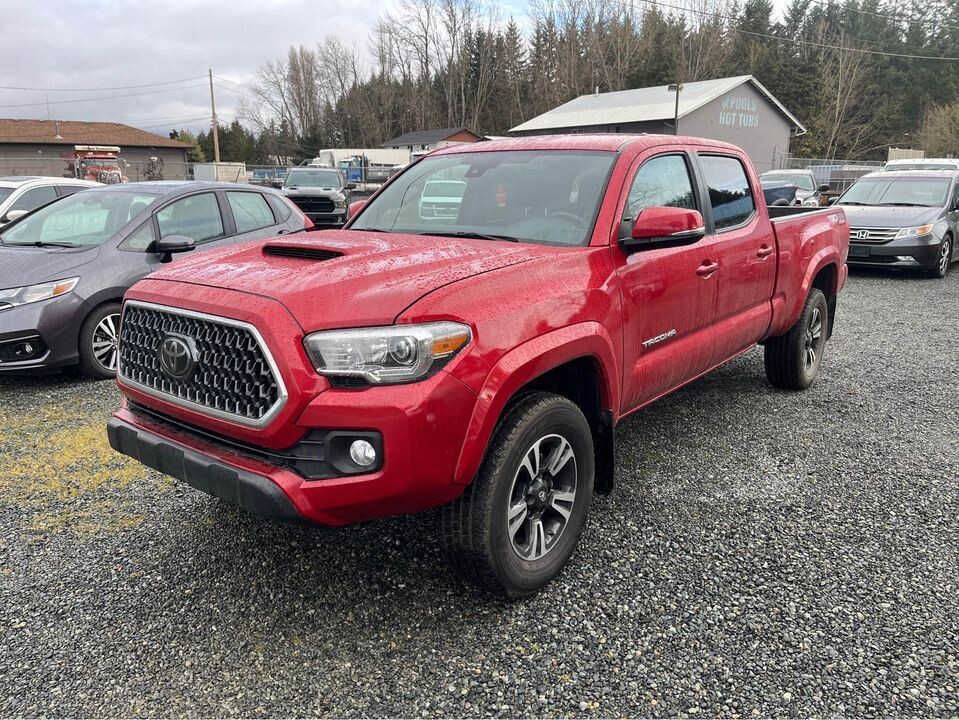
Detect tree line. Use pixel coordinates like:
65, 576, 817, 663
173, 0, 959, 164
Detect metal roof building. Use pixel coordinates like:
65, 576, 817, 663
509, 75, 805, 171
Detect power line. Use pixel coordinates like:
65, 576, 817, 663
624, 0, 959, 60
0, 83, 209, 109
0, 76, 208, 92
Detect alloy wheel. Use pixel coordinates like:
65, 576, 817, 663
92, 313, 121, 372
803, 306, 824, 372
507, 433, 578, 561
939, 240, 951, 276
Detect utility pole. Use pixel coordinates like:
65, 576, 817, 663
208, 69, 220, 163
668, 81, 683, 136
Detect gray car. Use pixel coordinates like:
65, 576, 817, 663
837, 170, 959, 278
0, 181, 308, 378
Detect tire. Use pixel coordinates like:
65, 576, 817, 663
764, 288, 829, 391
440, 392, 594, 598
77, 302, 122, 380
927, 235, 952, 279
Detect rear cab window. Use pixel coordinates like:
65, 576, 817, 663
699, 155, 756, 230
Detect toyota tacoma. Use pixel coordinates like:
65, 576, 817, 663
108, 135, 849, 597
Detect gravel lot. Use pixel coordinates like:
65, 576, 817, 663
2, 269, 958, 718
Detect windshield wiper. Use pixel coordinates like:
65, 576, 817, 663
838, 201, 869, 205
878, 202, 931, 207
418, 231, 520, 243
4, 241, 80, 248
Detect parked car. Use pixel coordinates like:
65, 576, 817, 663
836, 169, 958, 278
417, 179, 466, 220
0, 176, 100, 228
0, 181, 310, 379
759, 169, 830, 206
281, 167, 354, 226
882, 158, 959, 172
107, 135, 849, 597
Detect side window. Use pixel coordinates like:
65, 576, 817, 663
10, 186, 58, 213
626, 155, 697, 219
227, 191, 276, 233
118, 220, 156, 252
57, 185, 85, 198
156, 193, 224, 243
266, 193, 293, 222
699, 155, 756, 230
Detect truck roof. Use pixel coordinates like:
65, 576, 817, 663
430, 133, 743, 155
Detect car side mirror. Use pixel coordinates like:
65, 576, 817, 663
2, 209, 27, 224
620, 206, 706, 253
818, 184, 830, 193
346, 182, 357, 190
347, 199, 366, 221
154, 235, 196, 262
828, 197, 840, 206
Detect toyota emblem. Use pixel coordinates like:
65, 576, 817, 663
158, 333, 197, 379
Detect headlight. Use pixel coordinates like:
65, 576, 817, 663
896, 224, 935, 239
303, 322, 471, 384
332, 193, 346, 209
0, 277, 79, 311
802, 197, 819, 207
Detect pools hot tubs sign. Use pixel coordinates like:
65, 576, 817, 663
718, 95, 760, 128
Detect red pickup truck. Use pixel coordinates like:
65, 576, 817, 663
108, 135, 849, 597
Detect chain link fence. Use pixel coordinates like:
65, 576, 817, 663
776, 154, 885, 194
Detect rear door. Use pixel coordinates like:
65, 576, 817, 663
694, 153, 776, 365
614, 151, 721, 412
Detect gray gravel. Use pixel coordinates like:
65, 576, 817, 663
2, 268, 958, 718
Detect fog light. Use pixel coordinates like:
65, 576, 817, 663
14, 342, 34, 358
349, 439, 377, 467
896, 256, 916, 262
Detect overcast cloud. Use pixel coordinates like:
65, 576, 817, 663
0, 0, 791, 139
0, 0, 390, 136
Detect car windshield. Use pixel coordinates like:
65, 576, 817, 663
285, 169, 341, 188
761, 173, 815, 191
838, 177, 951, 207
0, 189, 159, 246
350, 150, 616, 246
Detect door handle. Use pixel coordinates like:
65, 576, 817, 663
696, 261, 718, 277
757, 244, 774, 258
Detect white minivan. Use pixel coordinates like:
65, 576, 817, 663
0, 176, 100, 227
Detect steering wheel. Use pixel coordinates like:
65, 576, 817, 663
546, 210, 583, 226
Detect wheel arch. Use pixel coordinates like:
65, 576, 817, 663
453, 323, 619, 493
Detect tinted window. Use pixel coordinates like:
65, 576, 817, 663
156, 193, 224, 243
119, 220, 156, 252
10, 185, 57, 213
351, 150, 616, 247
266, 193, 293, 222
228, 191, 275, 233
700, 155, 756, 230
57, 185, 86, 198
0, 190, 159, 246
627, 155, 697, 218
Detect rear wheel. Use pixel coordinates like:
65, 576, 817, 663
440, 392, 594, 598
764, 289, 828, 390
78, 303, 122, 380
927, 236, 952, 279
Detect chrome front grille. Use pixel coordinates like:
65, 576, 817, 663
118, 301, 286, 427
849, 226, 899, 244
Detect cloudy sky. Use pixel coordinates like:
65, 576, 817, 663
1, 0, 789, 139
0, 0, 390, 136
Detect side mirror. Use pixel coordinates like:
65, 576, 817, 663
818, 184, 831, 193
346, 182, 357, 190
2, 209, 27, 224
620, 206, 705, 253
347, 199, 366, 221
828, 197, 840, 206
154, 235, 196, 262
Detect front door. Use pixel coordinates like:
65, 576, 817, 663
615, 152, 720, 412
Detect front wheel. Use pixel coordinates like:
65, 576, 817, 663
78, 303, 122, 380
764, 288, 829, 391
927, 236, 952, 279
440, 392, 594, 598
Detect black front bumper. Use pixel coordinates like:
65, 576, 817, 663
847, 235, 942, 269
107, 416, 302, 521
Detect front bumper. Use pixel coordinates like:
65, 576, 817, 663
0, 294, 87, 372
110, 368, 479, 526
846, 234, 942, 269
302, 210, 347, 226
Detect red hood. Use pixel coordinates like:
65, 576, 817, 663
146, 230, 549, 330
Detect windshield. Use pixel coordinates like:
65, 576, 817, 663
0, 189, 159, 246
350, 150, 616, 246
838, 177, 951, 207
83, 159, 120, 168
761, 173, 815, 191
284, 169, 342, 188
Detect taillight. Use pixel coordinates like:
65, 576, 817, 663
303, 214, 315, 231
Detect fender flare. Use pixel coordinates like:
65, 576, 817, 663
771, 248, 842, 337
452, 322, 619, 485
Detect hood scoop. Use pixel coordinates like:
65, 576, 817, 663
263, 244, 343, 261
